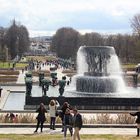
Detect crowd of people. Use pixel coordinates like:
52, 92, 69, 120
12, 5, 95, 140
34, 101, 83, 140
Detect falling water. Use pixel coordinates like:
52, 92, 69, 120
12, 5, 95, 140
107, 55, 126, 92
75, 46, 126, 93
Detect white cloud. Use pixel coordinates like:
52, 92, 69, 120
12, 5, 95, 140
0, 0, 140, 36
29, 30, 55, 37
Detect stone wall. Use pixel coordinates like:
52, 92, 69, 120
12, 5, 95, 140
25, 96, 140, 110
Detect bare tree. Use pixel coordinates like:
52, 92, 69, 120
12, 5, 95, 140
131, 14, 140, 37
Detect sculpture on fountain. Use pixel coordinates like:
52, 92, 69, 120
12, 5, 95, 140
58, 76, 66, 96
41, 78, 51, 96
25, 72, 32, 96
76, 46, 125, 93
39, 72, 44, 86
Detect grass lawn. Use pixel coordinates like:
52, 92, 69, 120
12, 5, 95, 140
26, 56, 57, 62
0, 62, 28, 68
0, 134, 140, 140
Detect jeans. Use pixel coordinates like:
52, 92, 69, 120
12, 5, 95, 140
64, 125, 73, 137
50, 117, 56, 129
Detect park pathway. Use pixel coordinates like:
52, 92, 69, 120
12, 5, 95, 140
0, 89, 10, 110
0, 127, 136, 135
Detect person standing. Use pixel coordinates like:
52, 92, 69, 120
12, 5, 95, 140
60, 102, 70, 132
63, 108, 73, 139
73, 108, 83, 140
34, 103, 47, 133
49, 99, 59, 130
130, 111, 140, 136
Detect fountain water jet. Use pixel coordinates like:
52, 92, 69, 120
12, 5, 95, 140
76, 46, 126, 93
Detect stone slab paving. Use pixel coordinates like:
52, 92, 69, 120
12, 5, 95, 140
0, 128, 136, 135
0, 89, 10, 110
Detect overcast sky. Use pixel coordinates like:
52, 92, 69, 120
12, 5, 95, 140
0, 0, 140, 37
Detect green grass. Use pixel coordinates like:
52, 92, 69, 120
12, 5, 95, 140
26, 56, 57, 61
122, 64, 136, 69
0, 134, 139, 140
0, 62, 28, 68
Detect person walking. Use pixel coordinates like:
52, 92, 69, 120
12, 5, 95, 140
73, 108, 83, 140
130, 111, 140, 136
63, 108, 73, 139
49, 99, 59, 130
60, 102, 70, 132
34, 103, 47, 133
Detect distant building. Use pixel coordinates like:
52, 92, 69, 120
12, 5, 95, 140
29, 36, 52, 56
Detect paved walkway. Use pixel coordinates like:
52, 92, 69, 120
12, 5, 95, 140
0, 89, 10, 110
16, 64, 67, 84
0, 127, 136, 135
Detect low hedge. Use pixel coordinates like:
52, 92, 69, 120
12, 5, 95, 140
32, 70, 51, 77
62, 69, 76, 73
0, 76, 18, 79
0, 78, 17, 83
0, 70, 19, 75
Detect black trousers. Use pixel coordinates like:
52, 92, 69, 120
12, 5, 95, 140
50, 117, 56, 129
35, 120, 44, 132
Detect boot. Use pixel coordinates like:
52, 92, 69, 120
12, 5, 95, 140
70, 128, 73, 136
41, 127, 43, 133
34, 127, 38, 133
34, 128, 38, 133
53, 124, 56, 130
137, 128, 139, 137
50, 125, 52, 129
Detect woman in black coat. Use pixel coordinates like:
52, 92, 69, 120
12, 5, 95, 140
34, 103, 47, 133
130, 111, 140, 136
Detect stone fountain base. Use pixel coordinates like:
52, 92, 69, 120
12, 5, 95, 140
24, 95, 140, 110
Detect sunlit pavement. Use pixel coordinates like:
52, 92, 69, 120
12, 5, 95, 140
0, 127, 136, 135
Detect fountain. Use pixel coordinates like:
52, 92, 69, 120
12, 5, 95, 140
76, 46, 126, 93
24, 46, 140, 111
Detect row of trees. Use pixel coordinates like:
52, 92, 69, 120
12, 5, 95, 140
51, 14, 140, 63
0, 20, 30, 59
0, 14, 140, 63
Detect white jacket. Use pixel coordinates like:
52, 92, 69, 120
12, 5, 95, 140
49, 101, 59, 117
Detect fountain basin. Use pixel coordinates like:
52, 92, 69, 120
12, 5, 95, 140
76, 76, 118, 93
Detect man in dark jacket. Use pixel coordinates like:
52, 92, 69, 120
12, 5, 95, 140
73, 108, 82, 140
130, 111, 140, 136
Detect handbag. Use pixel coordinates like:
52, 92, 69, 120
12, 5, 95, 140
55, 110, 59, 117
